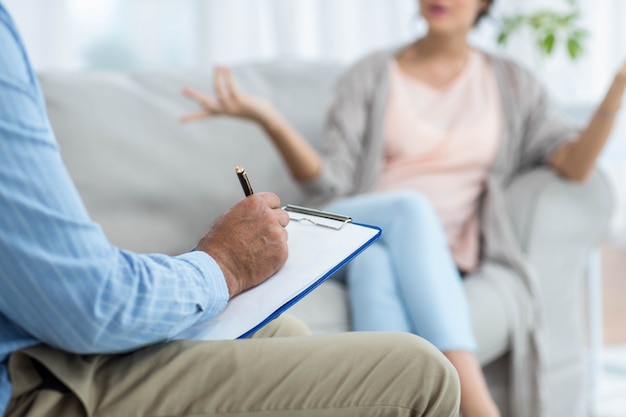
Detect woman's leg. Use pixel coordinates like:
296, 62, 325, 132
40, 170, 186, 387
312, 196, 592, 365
326, 191, 475, 351
327, 191, 499, 417
446, 351, 500, 417
345, 241, 413, 332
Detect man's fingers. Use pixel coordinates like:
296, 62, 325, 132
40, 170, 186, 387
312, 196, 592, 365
276, 208, 290, 228
255, 193, 290, 227
239, 193, 288, 228
252, 192, 282, 209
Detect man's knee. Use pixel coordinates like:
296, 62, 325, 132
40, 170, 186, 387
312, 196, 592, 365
384, 332, 461, 415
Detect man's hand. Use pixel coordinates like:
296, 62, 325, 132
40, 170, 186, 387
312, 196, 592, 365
196, 193, 290, 299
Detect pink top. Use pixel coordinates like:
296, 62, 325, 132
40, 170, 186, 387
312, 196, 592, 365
376, 50, 502, 273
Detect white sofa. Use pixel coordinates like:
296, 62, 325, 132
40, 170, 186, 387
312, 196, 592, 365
39, 61, 614, 417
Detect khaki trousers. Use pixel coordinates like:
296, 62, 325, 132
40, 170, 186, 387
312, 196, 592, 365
6, 315, 459, 417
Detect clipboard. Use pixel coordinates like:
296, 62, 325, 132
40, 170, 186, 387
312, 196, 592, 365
174, 204, 381, 341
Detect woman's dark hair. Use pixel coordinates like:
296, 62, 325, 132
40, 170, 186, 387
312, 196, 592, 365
475, 0, 494, 26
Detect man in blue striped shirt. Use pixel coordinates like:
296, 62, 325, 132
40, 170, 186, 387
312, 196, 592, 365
0, 4, 460, 417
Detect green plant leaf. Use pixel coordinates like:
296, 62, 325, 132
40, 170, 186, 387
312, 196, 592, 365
501, 16, 523, 32
497, 31, 509, 45
540, 33, 556, 55
567, 37, 583, 60
558, 11, 580, 26
529, 12, 550, 30
495, 0, 588, 61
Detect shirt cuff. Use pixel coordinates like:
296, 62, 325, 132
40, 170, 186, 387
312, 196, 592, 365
175, 250, 230, 315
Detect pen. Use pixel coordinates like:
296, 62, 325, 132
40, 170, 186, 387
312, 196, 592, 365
235, 165, 254, 197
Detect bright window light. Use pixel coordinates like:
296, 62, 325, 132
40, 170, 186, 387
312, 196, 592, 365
67, 0, 117, 27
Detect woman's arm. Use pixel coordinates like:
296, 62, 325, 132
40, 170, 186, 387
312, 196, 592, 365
181, 66, 321, 181
550, 61, 626, 182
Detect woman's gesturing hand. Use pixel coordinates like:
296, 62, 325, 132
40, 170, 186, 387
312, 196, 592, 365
179, 65, 323, 182
180, 66, 276, 124
599, 59, 626, 115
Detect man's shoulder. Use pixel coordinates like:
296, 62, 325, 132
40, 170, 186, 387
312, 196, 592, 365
0, 5, 35, 88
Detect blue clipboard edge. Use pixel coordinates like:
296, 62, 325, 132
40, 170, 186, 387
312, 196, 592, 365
237, 222, 382, 339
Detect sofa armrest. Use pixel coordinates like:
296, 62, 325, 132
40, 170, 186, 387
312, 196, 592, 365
502, 167, 614, 416
504, 167, 614, 256
504, 166, 614, 347
503, 168, 614, 353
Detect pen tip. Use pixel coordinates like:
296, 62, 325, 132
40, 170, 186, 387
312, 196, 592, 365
235, 165, 245, 174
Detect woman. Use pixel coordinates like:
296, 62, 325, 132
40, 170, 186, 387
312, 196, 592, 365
181, 1, 626, 416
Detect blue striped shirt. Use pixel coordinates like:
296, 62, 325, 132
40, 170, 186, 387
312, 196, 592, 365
0, 5, 230, 414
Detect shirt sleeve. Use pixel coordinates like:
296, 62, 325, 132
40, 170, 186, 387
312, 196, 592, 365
0, 8, 229, 354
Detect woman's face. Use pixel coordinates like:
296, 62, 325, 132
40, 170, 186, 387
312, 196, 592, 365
418, 0, 488, 36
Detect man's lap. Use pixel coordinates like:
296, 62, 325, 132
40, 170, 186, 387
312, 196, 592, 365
6, 316, 460, 417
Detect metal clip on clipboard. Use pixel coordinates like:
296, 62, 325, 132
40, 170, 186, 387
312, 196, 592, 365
283, 204, 352, 231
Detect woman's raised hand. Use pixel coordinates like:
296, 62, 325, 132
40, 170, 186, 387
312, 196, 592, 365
601, 59, 626, 114
180, 65, 323, 181
180, 66, 276, 124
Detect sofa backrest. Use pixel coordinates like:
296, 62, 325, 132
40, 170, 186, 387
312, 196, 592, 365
39, 61, 344, 255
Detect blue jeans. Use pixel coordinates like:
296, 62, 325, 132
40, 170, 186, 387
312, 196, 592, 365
325, 190, 477, 352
